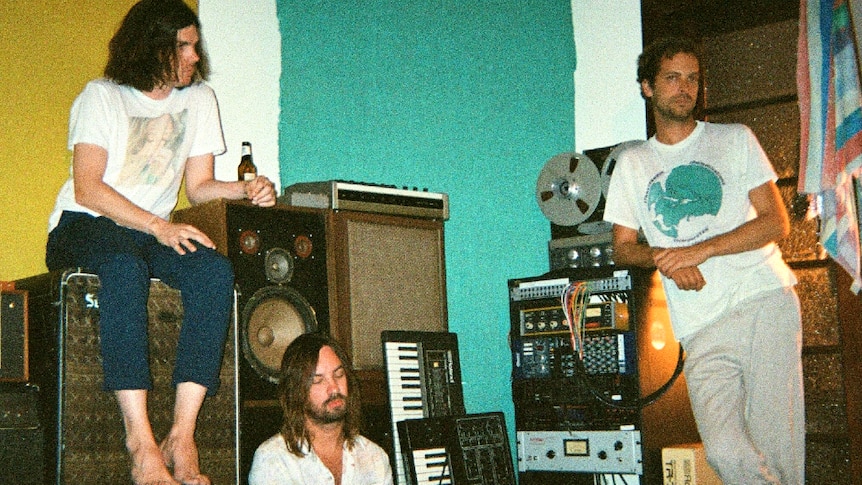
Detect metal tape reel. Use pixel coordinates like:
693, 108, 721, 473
536, 152, 603, 226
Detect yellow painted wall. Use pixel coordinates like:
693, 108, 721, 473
0, 1, 195, 282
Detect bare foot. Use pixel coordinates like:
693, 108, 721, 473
129, 440, 180, 485
160, 435, 211, 485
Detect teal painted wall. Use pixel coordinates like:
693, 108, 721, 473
276, 0, 575, 443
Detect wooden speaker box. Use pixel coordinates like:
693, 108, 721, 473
173, 200, 331, 481
172, 200, 449, 481
326, 209, 448, 386
16, 270, 238, 485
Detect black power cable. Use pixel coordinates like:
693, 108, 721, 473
573, 341, 685, 410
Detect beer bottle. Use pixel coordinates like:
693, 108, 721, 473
238, 141, 257, 181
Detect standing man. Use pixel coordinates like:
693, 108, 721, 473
603, 37, 803, 484
248, 334, 393, 485
45, 1, 276, 484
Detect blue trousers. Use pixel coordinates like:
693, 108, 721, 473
46, 211, 234, 395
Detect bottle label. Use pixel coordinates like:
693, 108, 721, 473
243, 172, 257, 181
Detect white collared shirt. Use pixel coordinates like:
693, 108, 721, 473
248, 433, 393, 485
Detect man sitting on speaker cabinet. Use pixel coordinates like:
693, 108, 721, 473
43, 1, 276, 484
603, 37, 803, 484
248, 334, 393, 485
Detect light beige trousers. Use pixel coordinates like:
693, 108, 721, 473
680, 287, 804, 485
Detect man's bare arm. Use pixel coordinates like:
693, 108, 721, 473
613, 224, 706, 291
652, 180, 789, 276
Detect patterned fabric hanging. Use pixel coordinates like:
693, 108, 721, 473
798, 0, 862, 292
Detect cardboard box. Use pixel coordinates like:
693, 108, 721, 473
662, 443, 722, 485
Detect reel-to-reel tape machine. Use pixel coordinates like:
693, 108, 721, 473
536, 141, 643, 270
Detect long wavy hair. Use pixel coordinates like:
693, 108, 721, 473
278, 334, 363, 457
104, 0, 210, 91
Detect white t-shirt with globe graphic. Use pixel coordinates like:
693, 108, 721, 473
604, 121, 796, 339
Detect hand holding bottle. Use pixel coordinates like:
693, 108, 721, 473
244, 175, 276, 207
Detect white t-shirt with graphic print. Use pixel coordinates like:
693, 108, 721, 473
48, 78, 226, 232
603, 121, 796, 339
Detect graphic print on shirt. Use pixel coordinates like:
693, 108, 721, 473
118, 111, 187, 188
646, 161, 723, 243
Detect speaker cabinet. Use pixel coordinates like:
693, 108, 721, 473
15, 270, 239, 485
173, 200, 449, 480
1, 290, 28, 382
327, 209, 448, 387
0, 385, 43, 485
173, 200, 330, 482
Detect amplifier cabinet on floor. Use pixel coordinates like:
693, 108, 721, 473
15, 270, 239, 485
0, 385, 43, 485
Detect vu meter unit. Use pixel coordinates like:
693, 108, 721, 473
518, 429, 643, 475
583, 301, 629, 331
281, 180, 449, 221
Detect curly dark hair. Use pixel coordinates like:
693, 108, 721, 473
104, 0, 210, 91
278, 333, 363, 457
636, 37, 700, 87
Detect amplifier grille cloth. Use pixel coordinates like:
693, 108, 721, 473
59, 274, 237, 484
346, 219, 446, 369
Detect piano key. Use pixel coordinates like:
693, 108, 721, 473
412, 448, 452, 485
382, 331, 465, 485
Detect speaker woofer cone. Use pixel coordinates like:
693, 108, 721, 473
241, 285, 317, 383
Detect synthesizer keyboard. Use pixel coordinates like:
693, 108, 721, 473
382, 331, 465, 485
398, 412, 516, 485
